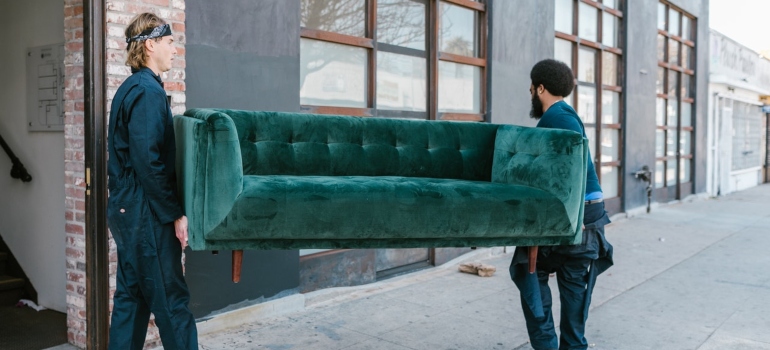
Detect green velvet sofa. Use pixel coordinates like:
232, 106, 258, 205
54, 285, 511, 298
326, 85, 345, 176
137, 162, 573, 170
174, 109, 588, 281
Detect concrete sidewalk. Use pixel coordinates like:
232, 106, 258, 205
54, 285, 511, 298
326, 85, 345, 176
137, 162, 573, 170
195, 184, 770, 350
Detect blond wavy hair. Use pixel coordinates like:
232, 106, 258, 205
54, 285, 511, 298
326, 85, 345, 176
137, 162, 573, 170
124, 13, 167, 70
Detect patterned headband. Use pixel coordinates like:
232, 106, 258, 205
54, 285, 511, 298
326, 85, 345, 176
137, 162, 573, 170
126, 24, 172, 44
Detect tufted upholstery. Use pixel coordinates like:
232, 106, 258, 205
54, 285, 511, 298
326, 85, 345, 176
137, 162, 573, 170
174, 109, 588, 251
216, 109, 498, 180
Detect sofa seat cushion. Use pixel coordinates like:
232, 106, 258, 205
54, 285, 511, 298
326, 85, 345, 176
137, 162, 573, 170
204, 175, 574, 247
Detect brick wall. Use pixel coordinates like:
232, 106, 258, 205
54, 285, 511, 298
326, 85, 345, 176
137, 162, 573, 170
64, 0, 186, 348
64, 0, 87, 346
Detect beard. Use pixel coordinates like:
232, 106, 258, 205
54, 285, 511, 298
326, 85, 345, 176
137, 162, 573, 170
530, 91, 544, 119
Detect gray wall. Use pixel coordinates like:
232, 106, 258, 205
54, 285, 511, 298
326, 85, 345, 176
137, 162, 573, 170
186, 0, 300, 111
622, 1, 661, 210
488, 0, 554, 127
185, 0, 301, 317
623, 0, 710, 211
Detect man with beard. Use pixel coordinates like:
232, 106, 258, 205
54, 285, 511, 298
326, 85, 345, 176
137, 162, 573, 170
510, 59, 613, 350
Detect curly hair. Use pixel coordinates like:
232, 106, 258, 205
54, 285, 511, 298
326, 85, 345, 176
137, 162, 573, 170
124, 13, 166, 70
530, 59, 575, 97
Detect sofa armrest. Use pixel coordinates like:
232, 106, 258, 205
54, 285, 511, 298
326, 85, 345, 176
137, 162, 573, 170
174, 109, 244, 250
491, 125, 588, 243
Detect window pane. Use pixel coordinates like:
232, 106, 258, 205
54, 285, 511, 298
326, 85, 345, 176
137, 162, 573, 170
378, 0, 426, 50
555, 0, 574, 34
585, 126, 596, 159
680, 158, 691, 182
682, 45, 690, 70
681, 101, 692, 127
680, 130, 691, 155
600, 128, 618, 162
656, 67, 665, 94
657, 34, 666, 61
578, 47, 596, 83
667, 99, 678, 127
601, 166, 618, 198
668, 40, 680, 66
603, 0, 617, 10
682, 15, 691, 41
578, 2, 598, 42
666, 130, 676, 156
300, 38, 367, 107
731, 101, 763, 171
666, 160, 678, 186
438, 61, 481, 113
377, 52, 426, 111
655, 161, 665, 188
602, 12, 617, 47
668, 69, 678, 97
656, 98, 665, 125
555, 38, 573, 70
602, 52, 618, 86
602, 90, 619, 124
577, 86, 596, 123
657, 3, 666, 31
564, 88, 575, 107
301, 0, 365, 37
668, 8, 680, 36
681, 74, 691, 98
656, 129, 665, 157
439, 2, 477, 57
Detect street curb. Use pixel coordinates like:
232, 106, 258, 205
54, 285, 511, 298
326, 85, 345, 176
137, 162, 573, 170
195, 247, 511, 336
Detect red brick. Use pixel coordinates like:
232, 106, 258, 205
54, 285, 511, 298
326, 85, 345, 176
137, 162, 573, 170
65, 186, 84, 199
126, 3, 157, 15
172, 22, 185, 32
143, 0, 170, 6
65, 17, 83, 29
67, 272, 85, 283
65, 89, 84, 101
66, 223, 84, 235
65, 114, 84, 125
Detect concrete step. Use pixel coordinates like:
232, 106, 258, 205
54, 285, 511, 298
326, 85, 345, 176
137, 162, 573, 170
0, 275, 26, 306
0, 252, 7, 275
0, 275, 25, 291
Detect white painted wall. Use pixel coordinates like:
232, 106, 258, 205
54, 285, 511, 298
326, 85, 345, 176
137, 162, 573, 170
0, 0, 66, 312
708, 30, 770, 197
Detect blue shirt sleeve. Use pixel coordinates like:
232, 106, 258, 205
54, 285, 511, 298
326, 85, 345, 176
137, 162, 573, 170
126, 85, 183, 224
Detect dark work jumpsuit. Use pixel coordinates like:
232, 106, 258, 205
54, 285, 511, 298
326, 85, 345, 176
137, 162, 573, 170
510, 101, 613, 350
107, 67, 198, 349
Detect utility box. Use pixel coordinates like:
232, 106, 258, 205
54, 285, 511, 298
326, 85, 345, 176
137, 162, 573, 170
26, 44, 65, 132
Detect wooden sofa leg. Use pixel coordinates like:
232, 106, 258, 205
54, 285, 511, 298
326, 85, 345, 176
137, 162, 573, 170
528, 246, 538, 274
232, 250, 243, 283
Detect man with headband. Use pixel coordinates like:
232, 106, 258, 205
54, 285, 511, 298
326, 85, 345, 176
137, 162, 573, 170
107, 12, 198, 349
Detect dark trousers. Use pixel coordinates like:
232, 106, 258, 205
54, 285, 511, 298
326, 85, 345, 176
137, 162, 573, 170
521, 257, 592, 350
107, 190, 198, 349
515, 201, 610, 350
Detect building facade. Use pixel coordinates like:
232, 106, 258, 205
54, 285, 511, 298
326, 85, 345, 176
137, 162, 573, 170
0, 0, 715, 348
707, 30, 770, 196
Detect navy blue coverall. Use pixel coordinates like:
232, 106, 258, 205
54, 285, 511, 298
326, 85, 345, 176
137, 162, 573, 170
510, 101, 613, 350
107, 67, 198, 349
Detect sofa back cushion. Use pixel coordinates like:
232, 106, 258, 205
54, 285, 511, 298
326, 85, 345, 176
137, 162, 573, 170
219, 110, 499, 181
